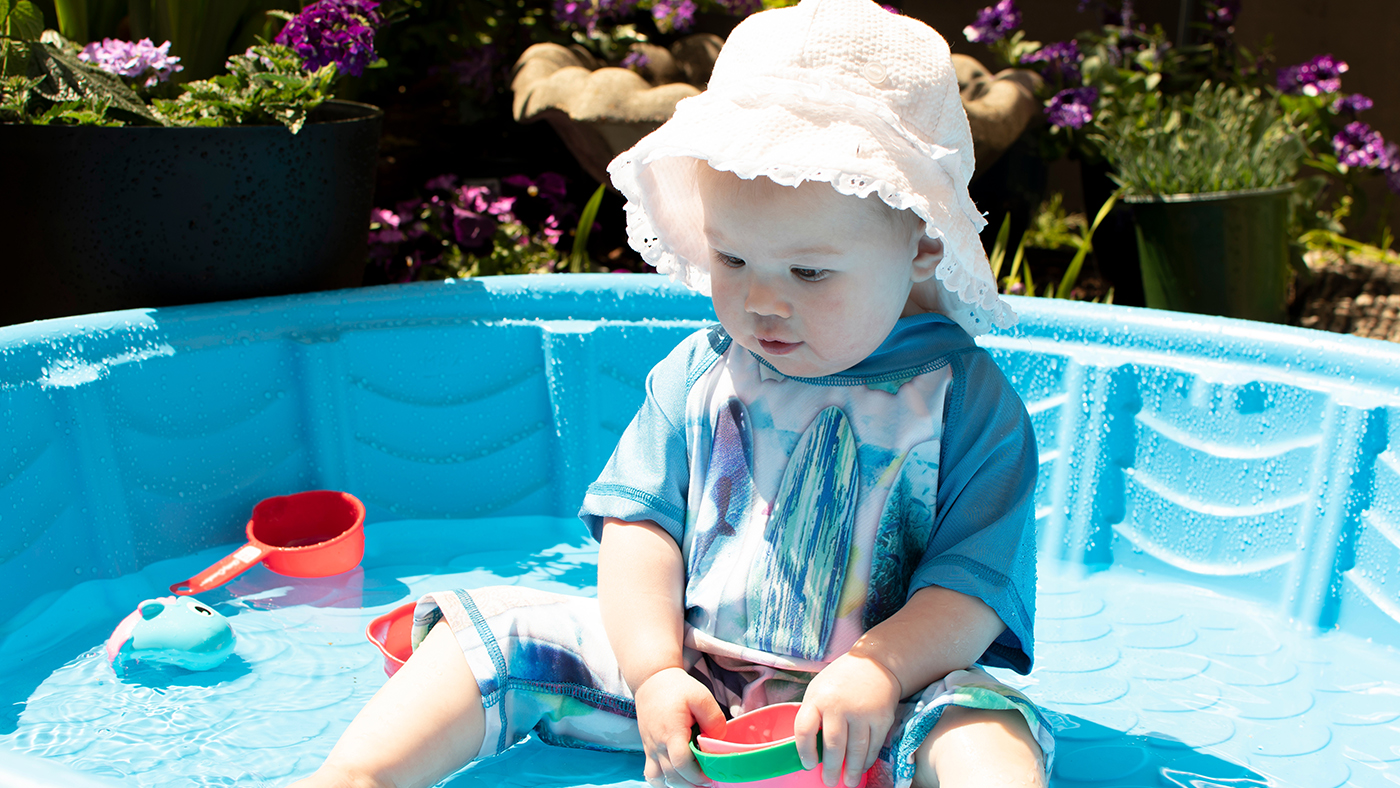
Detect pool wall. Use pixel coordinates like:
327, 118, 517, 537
2, 274, 1399, 776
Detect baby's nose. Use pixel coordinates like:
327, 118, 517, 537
744, 281, 792, 318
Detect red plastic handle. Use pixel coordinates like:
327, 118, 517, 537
170, 542, 272, 595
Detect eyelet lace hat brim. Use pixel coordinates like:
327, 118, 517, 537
606, 0, 1016, 336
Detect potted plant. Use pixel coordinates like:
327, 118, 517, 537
0, 0, 385, 325
960, 0, 1400, 317
1091, 81, 1306, 322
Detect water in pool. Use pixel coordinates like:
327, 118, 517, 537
2, 516, 1398, 787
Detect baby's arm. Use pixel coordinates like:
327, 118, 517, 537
794, 584, 1004, 788
598, 519, 727, 788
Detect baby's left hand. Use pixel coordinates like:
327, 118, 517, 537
794, 653, 902, 788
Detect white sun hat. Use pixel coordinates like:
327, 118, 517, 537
606, 0, 1015, 336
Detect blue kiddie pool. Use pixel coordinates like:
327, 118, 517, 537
1, 275, 1398, 787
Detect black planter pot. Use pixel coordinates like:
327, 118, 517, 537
1126, 184, 1295, 323
0, 100, 382, 325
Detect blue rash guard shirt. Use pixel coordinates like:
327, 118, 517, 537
580, 312, 1038, 676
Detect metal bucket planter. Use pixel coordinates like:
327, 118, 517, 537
1125, 184, 1294, 323
0, 100, 382, 325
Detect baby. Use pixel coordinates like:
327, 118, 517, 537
291, 0, 1051, 786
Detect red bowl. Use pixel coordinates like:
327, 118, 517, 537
366, 601, 416, 676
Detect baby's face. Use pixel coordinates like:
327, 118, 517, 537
698, 168, 934, 377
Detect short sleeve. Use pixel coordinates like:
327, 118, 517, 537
578, 328, 722, 544
908, 347, 1038, 674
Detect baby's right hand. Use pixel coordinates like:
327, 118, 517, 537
634, 666, 727, 788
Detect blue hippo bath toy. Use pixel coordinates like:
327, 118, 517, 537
105, 596, 235, 671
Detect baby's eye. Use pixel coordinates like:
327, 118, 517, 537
716, 252, 745, 269
791, 267, 829, 282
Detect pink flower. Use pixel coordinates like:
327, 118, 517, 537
542, 214, 564, 247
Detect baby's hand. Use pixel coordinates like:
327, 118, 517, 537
634, 666, 727, 788
794, 654, 902, 788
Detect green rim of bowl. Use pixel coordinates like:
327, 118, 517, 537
689, 734, 821, 783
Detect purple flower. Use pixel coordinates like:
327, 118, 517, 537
1204, 0, 1239, 27
451, 206, 497, 248
651, 0, 698, 33
457, 185, 517, 220
78, 38, 183, 87
275, 0, 383, 77
963, 0, 1021, 44
504, 173, 570, 209
1276, 54, 1348, 97
621, 51, 650, 72
1384, 144, 1400, 195
1045, 86, 1098, 130
1332, 94, 1373, 116
448, 46, 498, 95
368, 207, 406, 245
713, 0, 764, 16
552, 0, 593, 28
1333, 122, 1389, 169
598, 0, 640, 17
1021, 40, 1082, 85
424, 174, 459, 192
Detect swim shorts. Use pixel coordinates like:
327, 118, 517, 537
411, 586, 1054, 787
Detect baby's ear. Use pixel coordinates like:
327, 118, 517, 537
910, 235, 944, 283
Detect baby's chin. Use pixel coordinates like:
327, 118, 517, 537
751, 344, 860, 379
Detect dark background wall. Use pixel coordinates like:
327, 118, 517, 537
901, 0, 1400, 240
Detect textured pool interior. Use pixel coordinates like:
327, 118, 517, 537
2, 275, 1399, 786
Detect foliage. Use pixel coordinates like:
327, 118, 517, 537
1092, 82, 1307, 196
569, 183, 606, 273
152, 43, 336, 132
1021, 192, 1086, 250
2, 0, 386, 130
1, 31, 162, 124
35, 0, 297, 81
964, 0, 1396, 246
368, 172, 615, 282
1298, 196, 1398, 266
991, 193, 1116, 302
358, 0, 775, 126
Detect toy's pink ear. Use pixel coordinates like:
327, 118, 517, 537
106, 609, 142, 663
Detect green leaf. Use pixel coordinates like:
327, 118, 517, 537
988, 213, 1011, 280
1056, 192, 1117, 299
570, 182, 607, 273
8, 0, 43, 40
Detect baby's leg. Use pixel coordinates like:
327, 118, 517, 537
290, 621, 486, 788
911, 706, 1045, 788
292, 586, 642, 788
881, 668, 1052, 788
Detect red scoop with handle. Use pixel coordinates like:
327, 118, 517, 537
171, 490, 366, 595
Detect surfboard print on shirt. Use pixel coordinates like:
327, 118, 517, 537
744, 405, 860, 661
689, 396, 755, 579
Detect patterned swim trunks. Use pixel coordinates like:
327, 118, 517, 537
412, 586, 1054, 787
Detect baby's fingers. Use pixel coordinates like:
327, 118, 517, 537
793, 702, 824, 771
661, 731, 713, 788
818, 717, 847, 788
842, 724, 871, 788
